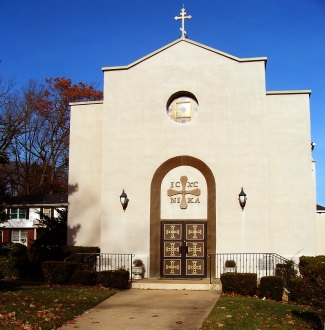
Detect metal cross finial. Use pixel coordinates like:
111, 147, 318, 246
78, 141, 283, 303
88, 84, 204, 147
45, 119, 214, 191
174, 7, 192, 38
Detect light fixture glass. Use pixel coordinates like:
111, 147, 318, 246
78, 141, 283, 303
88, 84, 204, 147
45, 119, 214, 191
120, 189, 129, 211
238, 187, 247, 210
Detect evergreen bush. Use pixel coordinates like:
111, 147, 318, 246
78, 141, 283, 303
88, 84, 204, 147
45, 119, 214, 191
298, 255, 325, 323
259, 276, 284, 301
289, 277, 312, 304
41, 261, 78, 284
275, 261, 297, 286
69, 270, 97, 285
0, 243, 31, 279
97, 270, 129, 289
299, 255, 325, 272
221, 273, 257, 296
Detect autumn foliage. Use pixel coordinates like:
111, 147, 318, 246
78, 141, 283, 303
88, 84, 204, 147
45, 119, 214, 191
1, 77, 103, 196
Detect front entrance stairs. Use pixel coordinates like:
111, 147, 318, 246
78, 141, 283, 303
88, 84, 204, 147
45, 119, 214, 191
131, 278, 222, 291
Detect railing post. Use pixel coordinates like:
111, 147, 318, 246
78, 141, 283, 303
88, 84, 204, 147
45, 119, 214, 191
209, 255, 211, 284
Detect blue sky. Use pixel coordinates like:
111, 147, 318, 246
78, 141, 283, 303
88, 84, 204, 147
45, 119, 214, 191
1, 0, 324, 205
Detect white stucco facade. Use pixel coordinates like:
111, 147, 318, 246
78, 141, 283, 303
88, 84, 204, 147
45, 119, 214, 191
68, 38, 322, 277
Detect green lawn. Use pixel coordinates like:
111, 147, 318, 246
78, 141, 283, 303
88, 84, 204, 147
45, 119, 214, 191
1, 283, 322, 330
0, 282, 116, 330
201, 294, 321, 330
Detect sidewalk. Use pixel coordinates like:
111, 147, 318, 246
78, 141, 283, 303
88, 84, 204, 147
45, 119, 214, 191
59, 289, 221, 330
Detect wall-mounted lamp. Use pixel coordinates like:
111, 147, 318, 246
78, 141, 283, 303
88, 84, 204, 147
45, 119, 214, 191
311, 141, 316, 151
120, 189, 129, 211
238, 187, 247, 210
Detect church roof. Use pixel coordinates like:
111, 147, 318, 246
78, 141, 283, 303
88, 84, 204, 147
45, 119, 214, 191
102, 38, 268, 72
3, 193, 68, 207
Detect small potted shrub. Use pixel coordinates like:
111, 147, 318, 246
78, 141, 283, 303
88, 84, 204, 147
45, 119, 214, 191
224, 260, 237, 273
132, 259, 144, 280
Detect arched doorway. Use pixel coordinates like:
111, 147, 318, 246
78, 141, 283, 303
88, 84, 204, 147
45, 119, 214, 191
150, 155, 216, 278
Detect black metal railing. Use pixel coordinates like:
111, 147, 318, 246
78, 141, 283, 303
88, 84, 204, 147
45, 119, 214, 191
64, 253, 134, 279
208, 253, 299, 284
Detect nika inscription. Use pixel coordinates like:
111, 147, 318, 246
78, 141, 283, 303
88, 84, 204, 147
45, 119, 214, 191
167, 176, 201, 209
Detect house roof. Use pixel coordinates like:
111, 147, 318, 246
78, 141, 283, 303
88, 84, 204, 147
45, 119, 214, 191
102, 38, 268, 72
317, 204, 325, 213
3, 194, 68, 207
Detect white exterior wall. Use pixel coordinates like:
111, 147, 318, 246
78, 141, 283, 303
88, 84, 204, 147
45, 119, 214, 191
266, 93, 316, 257
68, 39, 318, 269
68, 102, 103, 247
100, 41, 270, 256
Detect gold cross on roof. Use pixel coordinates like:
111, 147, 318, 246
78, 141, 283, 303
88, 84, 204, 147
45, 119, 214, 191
174, 7, 192, 38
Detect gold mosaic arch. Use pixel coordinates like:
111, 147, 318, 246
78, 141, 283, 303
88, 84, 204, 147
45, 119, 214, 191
150, 155, 216, 278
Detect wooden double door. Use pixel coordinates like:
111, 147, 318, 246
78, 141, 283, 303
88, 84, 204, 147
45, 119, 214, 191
161, 221, 207, 278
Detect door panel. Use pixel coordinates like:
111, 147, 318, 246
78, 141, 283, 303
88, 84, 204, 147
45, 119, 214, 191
161, 222, 206, 278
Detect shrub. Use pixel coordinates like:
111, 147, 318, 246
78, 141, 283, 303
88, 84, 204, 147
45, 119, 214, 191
97, 270, 129, 289
259, 276, 284, 301
299, 255, 325, 271
42, 261, 78, 284
225, 260, 236, 268
133, 259, 144, 267
0, 243, 31, 279
221, 273, 257, 296
298, 256, 325, 323
275, 261, 297, 286
69, 270, 97, 285
289, 277, 312, 304
0, 243, 12, 257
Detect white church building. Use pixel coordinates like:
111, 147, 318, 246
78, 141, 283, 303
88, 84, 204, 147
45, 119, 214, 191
68, 8, 324, 279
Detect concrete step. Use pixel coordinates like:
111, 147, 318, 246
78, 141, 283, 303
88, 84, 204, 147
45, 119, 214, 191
131, 278, 222, 291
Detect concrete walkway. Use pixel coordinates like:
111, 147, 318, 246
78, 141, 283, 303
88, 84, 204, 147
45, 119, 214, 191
59, 289, 221, 330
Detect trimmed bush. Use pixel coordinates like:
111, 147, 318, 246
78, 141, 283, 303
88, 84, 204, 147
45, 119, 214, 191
225, 260, 236, 268
69, 270, 97, 285
97, 270, 129, 289
42, 261, 78, 284
289, 277, 312, 304
259, 276, 284, 301
299, 255, 325, 270
221, 273, 257, 296
300, 258, 325, 280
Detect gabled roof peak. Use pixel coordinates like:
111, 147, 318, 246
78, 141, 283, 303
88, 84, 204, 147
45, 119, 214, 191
102, 38, 267, 72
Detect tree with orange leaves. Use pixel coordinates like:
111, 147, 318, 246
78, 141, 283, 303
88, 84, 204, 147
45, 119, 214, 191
4, 77, 102, 196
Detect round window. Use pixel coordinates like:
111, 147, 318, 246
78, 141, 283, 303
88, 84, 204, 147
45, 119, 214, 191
167, 93, 199, 123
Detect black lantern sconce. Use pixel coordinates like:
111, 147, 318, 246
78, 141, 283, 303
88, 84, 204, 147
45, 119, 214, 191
238, 187, 247, 210
120, 189, 129, 211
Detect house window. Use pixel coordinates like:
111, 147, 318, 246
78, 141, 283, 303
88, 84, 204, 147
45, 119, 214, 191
42, 207, 51, 218
11, 230, 28, 245
9, 208, 27, 220
0, 231, 3, 243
